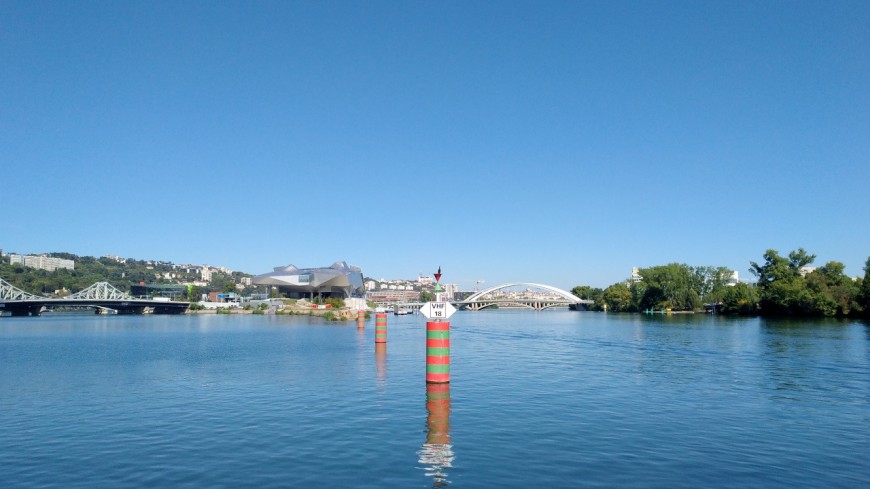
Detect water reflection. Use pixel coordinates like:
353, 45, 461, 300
418, 383, 454, 487
758, 317, 866, 402
375, 342, 387, 386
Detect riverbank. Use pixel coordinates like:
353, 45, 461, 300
187, 304, 363, 321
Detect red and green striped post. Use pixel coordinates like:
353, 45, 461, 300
375, 313, 387, 343
357, 309, 365, 329
426, 321, 450, 383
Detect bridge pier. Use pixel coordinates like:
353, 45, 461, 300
153, 305, 188, 315
8, 305, 43, 316
114, 306, 147, 315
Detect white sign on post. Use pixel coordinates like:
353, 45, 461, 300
419, 301, 456, 320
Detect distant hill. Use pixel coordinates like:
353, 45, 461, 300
1, 252, 251, 297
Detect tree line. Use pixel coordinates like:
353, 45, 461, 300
572, 248, 870, 318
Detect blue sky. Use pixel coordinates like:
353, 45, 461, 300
2, 1, 868, 290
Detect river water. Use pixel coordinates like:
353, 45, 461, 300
1, 311, 868, 488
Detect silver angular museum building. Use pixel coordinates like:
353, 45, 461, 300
252, 261, 365, 300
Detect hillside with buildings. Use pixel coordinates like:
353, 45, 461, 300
0, 249, 254, 300
364, 274, 462, 303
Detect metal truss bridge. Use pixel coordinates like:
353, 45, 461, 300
0, 278, 190, 317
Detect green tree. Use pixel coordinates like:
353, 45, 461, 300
636, 263, 701, 311
856, 257, 870, 315
805, 261, 858, 316
571, 285, 604, 311
602, 283, 634, 312
750, 248, 832, 316
185, 285, 201, 302
750, 248, 814, 287
571, 285, 594, 299
718, 283, 759, 315
788, 248, 816, 271
691, 266, 734, 301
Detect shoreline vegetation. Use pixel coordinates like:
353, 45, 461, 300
571, 249, 870, 319
188, 299, 371, 322
3, 248, 869, 320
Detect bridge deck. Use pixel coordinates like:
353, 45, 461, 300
0, 298, 190, 316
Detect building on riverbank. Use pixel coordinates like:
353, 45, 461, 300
252, 261, 365, 300
367, 289, 422, 303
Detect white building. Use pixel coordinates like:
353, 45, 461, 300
418, 274, 433, 285
727, 271, 740, 286
443, 283, 459, 300
9, 254, 75, 272
103, 255, 127, 263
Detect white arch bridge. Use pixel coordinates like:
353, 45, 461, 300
456, 283, 593, 311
